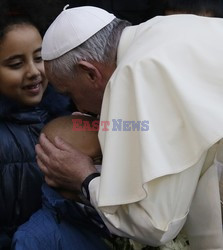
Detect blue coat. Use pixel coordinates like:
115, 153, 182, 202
0, 85, 73, 248
12, 184, 110, 250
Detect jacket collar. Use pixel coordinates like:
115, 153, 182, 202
0, 84, 72, 122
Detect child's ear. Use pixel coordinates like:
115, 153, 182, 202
77, 61, 102, 86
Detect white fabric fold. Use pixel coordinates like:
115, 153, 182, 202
98, 14, 223, 206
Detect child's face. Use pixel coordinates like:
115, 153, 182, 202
0, 24, 48, 106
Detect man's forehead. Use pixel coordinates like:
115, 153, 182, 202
44, 61, 51, 70
44, 62, 61, 83
44, 68, 69, 93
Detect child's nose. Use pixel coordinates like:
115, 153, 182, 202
26, 62, 40, 78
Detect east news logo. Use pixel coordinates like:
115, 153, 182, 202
72, 119, 149, 131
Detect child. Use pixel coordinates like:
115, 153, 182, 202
12, 115, 110, 250
0, 5, 72, 249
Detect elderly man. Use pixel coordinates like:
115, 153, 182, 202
36, 6, 223, 249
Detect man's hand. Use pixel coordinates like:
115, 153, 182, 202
35, 133, 98, 192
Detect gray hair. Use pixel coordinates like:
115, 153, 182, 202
45, 18, 131, 82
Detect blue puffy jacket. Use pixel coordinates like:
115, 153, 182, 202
12, 184, 110, 250
0, 85, 73, 248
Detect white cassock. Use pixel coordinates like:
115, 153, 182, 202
89, 14, 223, 249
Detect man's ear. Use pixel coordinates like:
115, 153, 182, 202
78, 60, 102, 86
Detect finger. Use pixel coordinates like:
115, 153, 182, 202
35, 143, 50, 166
39, 133, 60, 156
36, 155, 50, 175
44, 176, 59, 188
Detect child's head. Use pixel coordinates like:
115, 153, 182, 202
42, 114, 101, 200
0, 9, 48, 106
42, 114, 102, 164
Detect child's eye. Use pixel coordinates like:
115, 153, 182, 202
34, 55, 42, 63
8, 62, 23, 69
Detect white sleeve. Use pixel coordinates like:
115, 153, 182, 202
185, 163, 223, 249
89, 153, 206, 246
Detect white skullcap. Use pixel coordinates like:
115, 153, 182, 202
41, 6, 116, 60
